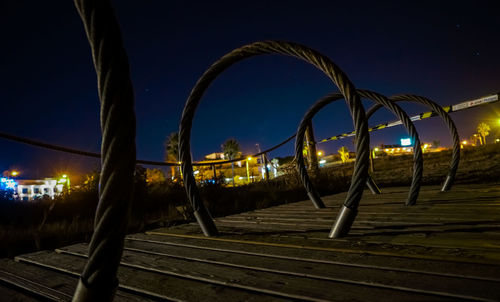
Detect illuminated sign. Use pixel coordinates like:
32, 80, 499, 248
0, 178, 17, 190
400, 138, 412, 146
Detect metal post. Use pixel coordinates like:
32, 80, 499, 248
329, 205, 358, 238
264, 154, 270, 180
246, 159, 251, 183
366, 175, 381, 194
305, 121, 319, 172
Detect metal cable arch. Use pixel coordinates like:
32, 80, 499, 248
295, 90, 423, 215
73, 0, 136, 301
178, 41, 370, 237
366, 94, 461, 192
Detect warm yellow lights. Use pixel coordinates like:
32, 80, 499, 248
317, 151, 324, 156
374, 148, 379, 152
11, 171, 19, 176
423, 144, 429, 149
462, 140, 467, 145
247, 157, 252, 161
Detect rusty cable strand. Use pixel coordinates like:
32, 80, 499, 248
295, 90, 423, 210
73, 0, 136, 301
366, 94, 461, 194
179, 41, 370, 236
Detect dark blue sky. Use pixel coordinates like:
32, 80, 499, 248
1, 0, 499, 180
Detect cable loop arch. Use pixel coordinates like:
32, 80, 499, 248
178, 40, 370, 237
366, 94, 461, 192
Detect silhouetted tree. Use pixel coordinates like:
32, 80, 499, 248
221, 138, 240, 186
165, 132, 180, 179
477, 122, 490, 145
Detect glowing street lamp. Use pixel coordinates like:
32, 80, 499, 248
58, 174, 71, 192
11, 171, 19, 177
317, 151, 324, 157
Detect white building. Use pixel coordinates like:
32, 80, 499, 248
16, 178, 64, 201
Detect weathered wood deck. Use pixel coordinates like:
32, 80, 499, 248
1, 184, 500, 301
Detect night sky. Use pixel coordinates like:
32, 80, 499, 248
1, 1, 499, 181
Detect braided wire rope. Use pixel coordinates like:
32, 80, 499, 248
366, 94, 461, 192
0, 130, 295, 167
73, 0, 136, 301
295, 90, 423, 212
178, 41, 370, 236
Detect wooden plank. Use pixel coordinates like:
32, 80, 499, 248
0, 282, 40, 302
0, 258, 154, 302
55, 243, 466, 302
106, 240, 500, 301
129, 233, 500, 281
0, 259, 73, 301
15, 251, 290, 302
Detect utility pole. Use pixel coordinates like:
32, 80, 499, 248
256, 143, 269, 180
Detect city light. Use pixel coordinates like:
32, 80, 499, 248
462, 140, 467, 145
319, 159, 326, 164
317, 151, 323, 156
247, 157, 252, 161
374, 148, 379, 152
11, 171, 19, 177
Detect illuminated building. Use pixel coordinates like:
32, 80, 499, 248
16, 178, 65, 201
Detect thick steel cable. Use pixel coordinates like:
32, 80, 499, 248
179, 41, 370, 237
0, 130, 295, 167
295, 90, 423, 210
73, 0, 136, 301
366, 94, 460, 192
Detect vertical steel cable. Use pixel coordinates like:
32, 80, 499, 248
73, 0, 136, 301
366, 94, 460, 193
295, 90, 423, 213
178, 41, 370, 237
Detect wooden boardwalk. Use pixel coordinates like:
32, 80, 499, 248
1, 184, 500, 301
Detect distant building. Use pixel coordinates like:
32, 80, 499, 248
16, 178, 64, 201
380, 144, 414, 155
204, 152, 226, 160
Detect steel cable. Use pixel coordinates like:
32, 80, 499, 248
178, 41, 370, 237
0, 130, 295, 167
72, 0, 136, 301
295, 90, 423, 212
366, 94, 460, 193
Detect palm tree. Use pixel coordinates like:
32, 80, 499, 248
221, 138, 240, 186
165, 132, 180, 179
338, 146, 349, 163
477, 122, 490, 145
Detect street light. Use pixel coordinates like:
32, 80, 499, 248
317, 151, 323, 157
11, 171, 19, 177
58, 174, 71, 192
246, 157, 252, 183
